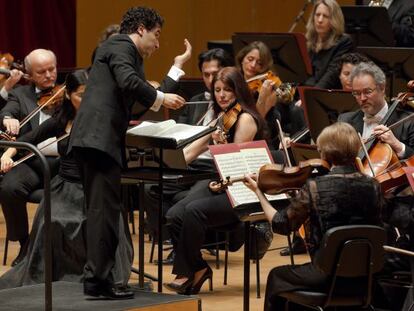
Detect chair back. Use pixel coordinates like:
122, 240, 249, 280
314, 225, 385, 277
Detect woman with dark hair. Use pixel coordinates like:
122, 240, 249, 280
0, 69, 132, 288
337, 52, 371, 91
164, 67, 265, 295
304, 0, 354, 89
235, 41, 308, 149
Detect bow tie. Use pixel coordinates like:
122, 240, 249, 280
363, 114, 382, 126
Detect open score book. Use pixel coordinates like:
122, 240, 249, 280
209, 140, 288, 207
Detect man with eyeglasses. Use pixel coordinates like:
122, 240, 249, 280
338, 61, 414, 160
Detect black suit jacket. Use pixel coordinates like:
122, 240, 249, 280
0, 84, 40, 135
177, 92, 209, 125
338, 107, 414, 159
388, 0, 414, 47
68, 34, 178, 166
305, 34, 354, 90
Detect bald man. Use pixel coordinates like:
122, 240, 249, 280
0, 49, 60, 266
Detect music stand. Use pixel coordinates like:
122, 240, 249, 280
299, 87, 359, 142
341, 6, 395, 47
207, 40, 234, 60
290, 142, 320, 166
232, 32, 312, 84
356, 46, 414, 98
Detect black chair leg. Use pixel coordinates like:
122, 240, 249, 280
224, 232, 229, 285
149, 236, 155, 263
3, 237, 8, 266
253, 224, 261, 298
215, 232, 220, 269
129, 210, 136, 235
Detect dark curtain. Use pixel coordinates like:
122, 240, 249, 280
0, 0, 76, 68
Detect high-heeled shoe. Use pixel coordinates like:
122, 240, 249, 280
163, 277, 194, 295
189, 265, 213, 294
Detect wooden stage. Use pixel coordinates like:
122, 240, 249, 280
0, 281, 200, 311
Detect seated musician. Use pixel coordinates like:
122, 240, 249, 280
163, 66, 266, 295
337, 52, 371, 91
0, 49, 61, 266
235, 41, 307, 147
338, 61, 414, 159
144, 48, 234, 265
303, 0, 353, 90
0, 65, 24, 109
0, 69, 132, 288
244, 122, 382, 311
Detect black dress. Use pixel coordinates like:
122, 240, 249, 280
0, 117, 133, 288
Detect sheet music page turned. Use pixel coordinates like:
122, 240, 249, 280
212, 144, 287, 206
127, 120, 210, 143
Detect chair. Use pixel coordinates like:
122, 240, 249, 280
279, 225, 386, 311
3, 188, 43, 265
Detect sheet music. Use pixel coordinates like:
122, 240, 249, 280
213, 146, 287, 206
127, 120, 210, 143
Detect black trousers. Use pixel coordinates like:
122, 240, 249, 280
165, 180, 240, 278
74, 147, 122, 287
0, 157, 59, 241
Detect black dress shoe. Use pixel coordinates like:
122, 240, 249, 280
11, 241, 29, 267
280, 238, 306, 256
154, 250, 175, 265
84, 284, 134, 300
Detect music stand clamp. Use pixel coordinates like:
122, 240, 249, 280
341, 6, 395, 47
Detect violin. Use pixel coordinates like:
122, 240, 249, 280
208, 158, 330, 194
0, 52, 27, 86
257, 159, 330, 195
246, 71, 296, 103
19, 84, 66, 129
214, 102, 242, 144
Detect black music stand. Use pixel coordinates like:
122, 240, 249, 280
290, 142, 320, 166
207, 40, 234, 60
356, 46, 414, 98
125, 125, 216, 292
232, 32, 312, 84
299, 87, 359, 142
341, 6, 395, 47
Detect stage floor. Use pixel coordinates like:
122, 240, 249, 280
0, 281, 200, 311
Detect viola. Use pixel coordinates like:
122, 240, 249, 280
0, 52, 27, 86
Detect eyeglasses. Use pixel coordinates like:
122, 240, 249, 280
351, 87, 378, 98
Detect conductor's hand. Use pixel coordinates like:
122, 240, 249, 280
3, 118, 20, 136
1, 155, 14, 173
162, 93, 185, 110
174, 39, 192, 69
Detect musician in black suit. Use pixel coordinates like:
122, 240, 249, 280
68, 7, 189, 299
178, 48, 233, 126
0, 49, 60, 266
338, 62, 414, 158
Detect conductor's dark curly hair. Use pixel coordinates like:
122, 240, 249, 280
120, 7, 164, 34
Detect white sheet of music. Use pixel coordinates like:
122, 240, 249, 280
214, 147, 287, 206
127, 120, 209, 143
